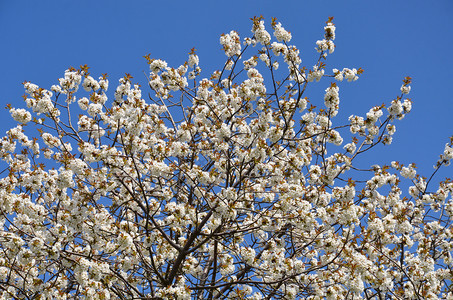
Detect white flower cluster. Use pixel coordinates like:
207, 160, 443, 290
316, 39, 335, 54
82, 76, 101, 92
252, 19, 271, 45
187, 50, 201, 79
307, 65, 324, 82
41, 132, 61, 148
316, 21, 336, 54
82, 75, 103, 92
271, 42, 285, 56
400, 163, 417, 178
58, 69, 82, 92
332, 68, 359, 82
324, 84, 340, 111
220, 30, 242, 57
243, 56, 258, 70
436, 142, 453, 167
23, 84, 57, 117
273, 22, 292, 42
10, 108, 31, 124
188, 53, 199, 68
149, 59, 168, 74
284, 45, 302, 67
388, 98, 412, 119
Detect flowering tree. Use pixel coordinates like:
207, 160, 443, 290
1, 16, 452, 299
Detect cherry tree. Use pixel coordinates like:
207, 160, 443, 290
1, 16, 452, 299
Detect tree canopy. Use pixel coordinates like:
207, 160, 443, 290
1, 17, 452, 299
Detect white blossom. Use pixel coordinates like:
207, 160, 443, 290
10, 108, 32, 124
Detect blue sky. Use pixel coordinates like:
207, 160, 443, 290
1, 0, 452, 179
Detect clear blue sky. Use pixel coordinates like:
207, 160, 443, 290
1, 0, 452, 178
